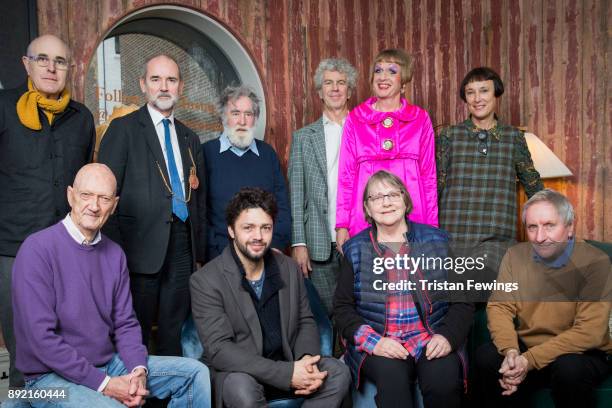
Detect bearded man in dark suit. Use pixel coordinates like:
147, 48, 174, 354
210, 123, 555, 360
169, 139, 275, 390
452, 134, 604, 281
98, 54, 206, 356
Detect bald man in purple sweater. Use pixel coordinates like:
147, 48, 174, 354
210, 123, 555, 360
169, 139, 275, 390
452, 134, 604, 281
10, 164, 210, 407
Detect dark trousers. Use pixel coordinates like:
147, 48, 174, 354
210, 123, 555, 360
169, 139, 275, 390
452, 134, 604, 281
221, 357, 350, 408
475, 341, 610, 408
310, 244, 341, 317
130, 219, 192, 356
0, 255, 24, 387
362, 352, 462, 408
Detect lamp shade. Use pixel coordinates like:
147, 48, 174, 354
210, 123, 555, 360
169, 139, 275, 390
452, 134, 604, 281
524, 133, 573, 179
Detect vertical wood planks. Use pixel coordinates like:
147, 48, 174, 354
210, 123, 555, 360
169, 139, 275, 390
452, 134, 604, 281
581, 0, 608, 240
36, 0, 610, 240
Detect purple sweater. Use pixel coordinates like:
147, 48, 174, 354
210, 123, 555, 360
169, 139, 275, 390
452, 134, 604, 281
12, 222, 147, 390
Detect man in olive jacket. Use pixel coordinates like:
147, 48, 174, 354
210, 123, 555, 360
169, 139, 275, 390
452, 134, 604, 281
190, 188, 349, 407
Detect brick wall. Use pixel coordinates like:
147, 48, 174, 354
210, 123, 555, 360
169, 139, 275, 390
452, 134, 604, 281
85, 33, 224, 143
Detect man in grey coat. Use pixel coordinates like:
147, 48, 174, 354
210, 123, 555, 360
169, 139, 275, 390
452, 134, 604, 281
190, 188, 350, 408
288, 58, 357, 315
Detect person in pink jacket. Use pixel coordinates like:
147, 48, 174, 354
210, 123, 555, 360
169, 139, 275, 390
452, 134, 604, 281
335, 49, 438, 251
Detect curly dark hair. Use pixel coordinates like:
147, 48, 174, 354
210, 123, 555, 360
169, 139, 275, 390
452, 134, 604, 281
225, 187, 278, 228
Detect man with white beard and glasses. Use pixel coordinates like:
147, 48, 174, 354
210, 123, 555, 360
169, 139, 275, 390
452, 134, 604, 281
202, 85, 290, 260
98, 54, 207, 357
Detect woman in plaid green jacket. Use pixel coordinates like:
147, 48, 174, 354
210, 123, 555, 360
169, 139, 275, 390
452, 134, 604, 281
436, 67, 543, 244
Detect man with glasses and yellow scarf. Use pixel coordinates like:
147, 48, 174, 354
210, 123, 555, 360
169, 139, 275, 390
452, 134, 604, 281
0, 34, 95, 392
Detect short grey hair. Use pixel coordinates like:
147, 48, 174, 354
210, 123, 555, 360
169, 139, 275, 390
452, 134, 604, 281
362, 170, 412, 225
217, 85, 261, 120
313, 58, 358, 91
521, 188, 575, 226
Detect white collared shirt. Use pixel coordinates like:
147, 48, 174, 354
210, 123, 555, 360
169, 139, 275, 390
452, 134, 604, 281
218, 131, 260, 157
147, 104, 185, 186
61, 214, 101, 246
322, 113, 344, 242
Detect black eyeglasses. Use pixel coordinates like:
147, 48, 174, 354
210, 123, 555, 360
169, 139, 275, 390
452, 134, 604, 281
26, 54, 70, 71
477, 131, 488, 155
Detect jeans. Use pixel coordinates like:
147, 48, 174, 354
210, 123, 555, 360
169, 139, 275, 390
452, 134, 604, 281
23, 354, 211, 408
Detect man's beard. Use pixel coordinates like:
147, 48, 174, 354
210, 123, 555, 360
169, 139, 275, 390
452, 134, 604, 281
227, 125, 255, 149
147, 92, 178, 111
234, 238, 270, 262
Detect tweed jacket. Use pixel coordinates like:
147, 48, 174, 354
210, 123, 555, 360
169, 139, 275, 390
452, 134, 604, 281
190, 247, 320, 407
436, 118, 543, 242
288, 118, 334, 261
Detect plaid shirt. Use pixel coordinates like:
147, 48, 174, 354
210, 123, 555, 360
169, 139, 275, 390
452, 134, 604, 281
436, 118, 543, 242
354, 244, 431, 359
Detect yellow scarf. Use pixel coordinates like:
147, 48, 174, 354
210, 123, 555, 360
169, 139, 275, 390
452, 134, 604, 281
16, 78, 70, 130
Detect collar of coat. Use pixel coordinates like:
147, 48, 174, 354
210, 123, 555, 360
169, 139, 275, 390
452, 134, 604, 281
229, 243, 285, 304
351, 96, 420, 124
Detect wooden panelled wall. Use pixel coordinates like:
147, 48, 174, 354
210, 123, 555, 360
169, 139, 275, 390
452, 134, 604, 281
38, 0, 610, 240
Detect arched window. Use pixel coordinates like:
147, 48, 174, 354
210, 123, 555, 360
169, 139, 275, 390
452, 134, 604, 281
85, 6, 265, 143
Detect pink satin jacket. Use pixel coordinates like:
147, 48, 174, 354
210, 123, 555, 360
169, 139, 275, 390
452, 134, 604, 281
336, 97, 438, 236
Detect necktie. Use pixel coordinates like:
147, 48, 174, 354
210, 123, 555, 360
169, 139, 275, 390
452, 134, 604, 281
162, 118, 188, 221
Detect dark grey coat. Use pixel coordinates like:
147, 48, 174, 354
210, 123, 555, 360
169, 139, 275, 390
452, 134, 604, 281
0, 85, 95, 256
190, 246, 320, 407
98, 105, 207, 273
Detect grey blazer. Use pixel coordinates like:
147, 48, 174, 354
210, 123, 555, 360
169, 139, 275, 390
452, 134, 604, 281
190, 247, 320, 406
288, 118, 334, 261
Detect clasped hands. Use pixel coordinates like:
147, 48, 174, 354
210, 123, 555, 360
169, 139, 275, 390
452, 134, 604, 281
498, 349, 529, 396
291, 355, 328, 396
102, 367, 149, 407
372, 334, 451, 360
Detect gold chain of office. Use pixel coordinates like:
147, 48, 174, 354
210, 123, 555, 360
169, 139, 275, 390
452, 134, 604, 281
155, 147, 197, 203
